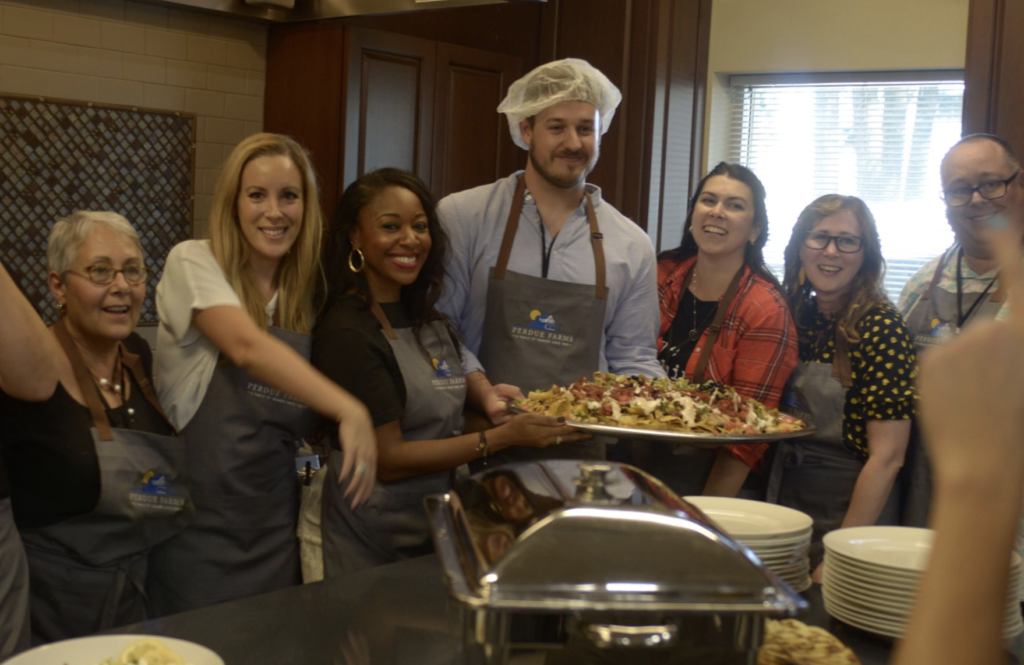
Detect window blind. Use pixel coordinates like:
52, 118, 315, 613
724, 74, 964, 302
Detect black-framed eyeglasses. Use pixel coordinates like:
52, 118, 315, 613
803, 232, 863, 254
66, 263, 149, 286
942, 172, 1020, 207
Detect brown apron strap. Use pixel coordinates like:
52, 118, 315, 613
120, 349, 177, 434
831, 325, 855, 389
369, 300, 399, 340
921, 248, 952, 302
53, 319, 115, 441
493, 177, 528, 280
495, 176, 607, 300
991, 276, 1007, 303
692, 266, 744, 383
584, 192, 607, 300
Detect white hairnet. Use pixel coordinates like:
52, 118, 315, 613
497, 58, 622, 150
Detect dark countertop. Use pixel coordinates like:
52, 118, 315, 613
119, 555, 905, 665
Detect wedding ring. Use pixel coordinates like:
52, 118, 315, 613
555, 435, 563, 445
354, 461, 367, 476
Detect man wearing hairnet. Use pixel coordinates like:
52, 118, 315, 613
438, 58, 663, 467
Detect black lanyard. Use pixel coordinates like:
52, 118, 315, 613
538, 221, 556, 279
955, 246, 997, 328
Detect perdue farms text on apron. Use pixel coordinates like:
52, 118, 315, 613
322, 303, 467, 575
21, 319, 188, 642
477, 177, 607, 465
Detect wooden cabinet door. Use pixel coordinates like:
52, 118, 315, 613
342, 27, 436, 193
432, 43, 522, 198
963, 0, 1024, 152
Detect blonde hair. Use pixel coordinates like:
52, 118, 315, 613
208, 133, 324, 334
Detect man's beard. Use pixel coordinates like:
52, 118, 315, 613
528, 147, 597, 189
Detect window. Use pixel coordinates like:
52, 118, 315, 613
722, 72, 964, 301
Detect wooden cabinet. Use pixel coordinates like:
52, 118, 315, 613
963, 0, 1024, 152
265, 0, 711, 246
267, 23, 521, 218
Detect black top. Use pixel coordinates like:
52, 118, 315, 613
312, 296, 411, 429
797, 302, 918, 457
0, 332, 173, 529
0, 455, 9, 501
658, 288, 719, 379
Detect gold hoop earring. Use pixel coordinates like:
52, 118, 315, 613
56, 301, 67, 316
798, 266, 806, 286
348, 248, 365, 273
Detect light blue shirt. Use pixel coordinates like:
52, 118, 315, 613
438, 172, 664, 380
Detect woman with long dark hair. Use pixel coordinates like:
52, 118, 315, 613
314, 168, 584, 575
632, 162, 798, 498
769, 194, 916, 582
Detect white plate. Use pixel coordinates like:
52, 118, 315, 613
823, 526, 934, 572
758, 551, 810, 565
824, 573, 1023, 634
684, 497, 813, 540
747, 538, 812, 554
824, 554, 922, 591
1, 635, 224, 665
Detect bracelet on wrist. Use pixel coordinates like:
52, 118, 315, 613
476, 430, 490, 466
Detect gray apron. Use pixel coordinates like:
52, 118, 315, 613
322, 303, 467, 575
632, 267, 748, 497
148, 325, 316, 615
477, 176, 607, 466
901, 246, 1004, 527
21, 319, 189, 642
0, 497, 29, 658
766, 344, 900, 568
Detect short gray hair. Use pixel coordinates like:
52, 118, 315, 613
47, 211, 144, 275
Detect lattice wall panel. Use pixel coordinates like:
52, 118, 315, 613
0, 95, 195, 325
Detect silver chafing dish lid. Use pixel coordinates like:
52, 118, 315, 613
426, 460, 806, 614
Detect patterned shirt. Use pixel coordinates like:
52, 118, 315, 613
658, 255, 798, 470
898, 244, 1009, 323
798, 302, 918, 458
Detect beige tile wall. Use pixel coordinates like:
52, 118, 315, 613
0, 0, 267, 239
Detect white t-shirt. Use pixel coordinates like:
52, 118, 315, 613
155, 239, 277, 430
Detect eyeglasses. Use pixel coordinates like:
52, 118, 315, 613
803, 232, 863, 254
942, 172, 1020, 207
67, 263, 149, 286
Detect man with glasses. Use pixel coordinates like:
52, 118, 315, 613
899, 133, 1024, 528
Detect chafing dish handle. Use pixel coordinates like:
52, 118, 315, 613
581, 623, 678, 649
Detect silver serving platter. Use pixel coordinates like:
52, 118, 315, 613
509, 405, 816, 444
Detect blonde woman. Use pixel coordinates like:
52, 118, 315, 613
148, 134, 376, 615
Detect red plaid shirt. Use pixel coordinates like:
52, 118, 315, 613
658, 255, 798, 471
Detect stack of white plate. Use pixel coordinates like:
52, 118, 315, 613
685, 496, 813, 592
822, 526, 1024, 640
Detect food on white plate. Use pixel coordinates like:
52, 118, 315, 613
515, 372, 805, 435
88, 637, 187, 665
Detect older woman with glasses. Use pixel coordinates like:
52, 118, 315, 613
768, 195, 917, 583
0, 212, 189, 644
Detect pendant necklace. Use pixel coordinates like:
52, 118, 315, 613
687, 267, 719, 341
89, 352, 135, 422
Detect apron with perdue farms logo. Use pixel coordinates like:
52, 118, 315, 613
21, 318, 189, 642
477, 176, 607, 466
148, 324, 316, 616
900, 245, 1004, 529
322, 301, 467, 575
766, 330, 899, 568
